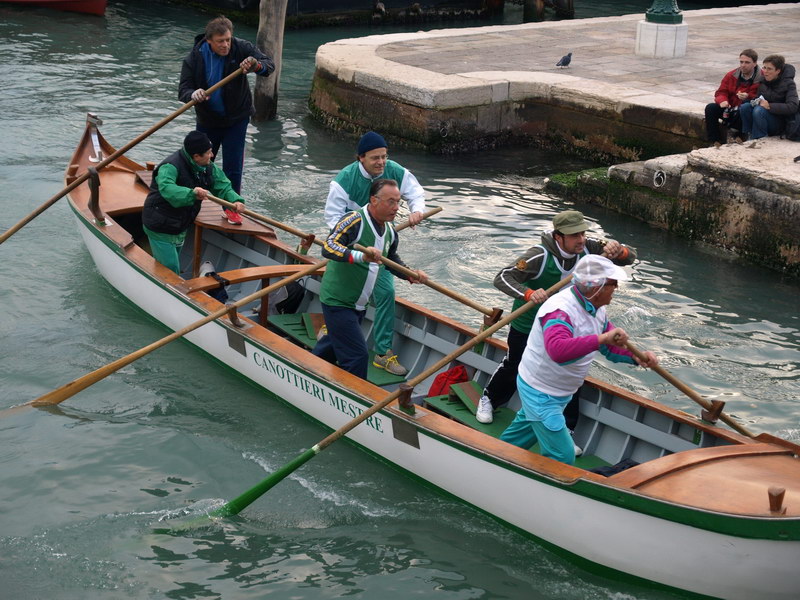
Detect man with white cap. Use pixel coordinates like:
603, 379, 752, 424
323, 131, 427, 377
477, 210, 636, 428
499, 254, 658, 465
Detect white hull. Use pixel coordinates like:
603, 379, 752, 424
74, 211, 800, 600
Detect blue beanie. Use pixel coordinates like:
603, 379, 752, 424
357, 131, 387, 155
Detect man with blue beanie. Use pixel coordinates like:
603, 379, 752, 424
323, 131, 427, 376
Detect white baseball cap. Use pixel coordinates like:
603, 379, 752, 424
573, 255, 628, 288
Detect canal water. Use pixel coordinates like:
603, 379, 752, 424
0, 2, 797, 599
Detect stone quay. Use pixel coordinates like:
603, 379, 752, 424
309, 3, 800, 277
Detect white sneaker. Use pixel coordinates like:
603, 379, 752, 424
572, 435, 583, 457
476, 395, 494, 424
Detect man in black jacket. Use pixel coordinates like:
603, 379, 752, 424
179, 16, 274, 200
142, 131, 245, 275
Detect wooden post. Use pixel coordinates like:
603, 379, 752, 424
701, 399, 726, 424
253, 0, 288, 121
554, 0, 575, 18
397, 383, 415, 415
523, 0, 545, 22
768, 487, 787, 515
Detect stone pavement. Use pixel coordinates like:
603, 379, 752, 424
374, 4, 799, 106
312, 3, 799, 149
310, 4, 800, 276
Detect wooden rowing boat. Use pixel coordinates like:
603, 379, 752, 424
0, 0, 106, 15
65, 114, 800, 599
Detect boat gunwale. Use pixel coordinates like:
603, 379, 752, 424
64, 125, 800, 542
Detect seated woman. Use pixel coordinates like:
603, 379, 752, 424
739, 54, 798, 140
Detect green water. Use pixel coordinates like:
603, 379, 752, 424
0, 1, 798, 598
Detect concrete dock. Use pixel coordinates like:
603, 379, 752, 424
311, 4, 798, 155
309, 3, 800, 276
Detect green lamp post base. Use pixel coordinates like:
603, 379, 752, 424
646, 0, 683, 24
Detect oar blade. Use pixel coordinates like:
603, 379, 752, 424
212, 446, 319, 518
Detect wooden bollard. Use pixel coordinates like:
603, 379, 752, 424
398, 383, 415, 415
701, 399, 726, 424
226, 303, 243, 328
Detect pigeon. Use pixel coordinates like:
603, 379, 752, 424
556, 52, 572, 69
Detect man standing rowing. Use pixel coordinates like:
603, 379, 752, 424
500, 255, 658, 465
314, 179, 427, 380
179, 16, 274, 203
324, 131, 427, 377
476, 210, 637, 438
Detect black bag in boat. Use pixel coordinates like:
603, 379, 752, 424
589, 458, 639, 477
199, 261, 229, 303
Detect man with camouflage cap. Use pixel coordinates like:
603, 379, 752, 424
476, 210, 637, 438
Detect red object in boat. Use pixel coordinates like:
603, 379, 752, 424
1, 0, 107, 16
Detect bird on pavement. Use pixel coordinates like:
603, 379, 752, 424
556, 52, 572, 68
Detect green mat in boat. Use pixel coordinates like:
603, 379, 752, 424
424, 394, 516, 438
424, 381, 610, 469
268, 313, 406, 387
269, 313, 318, 348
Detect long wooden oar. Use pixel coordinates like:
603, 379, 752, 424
353, 243, 495, 317
30, 259, 325, 408
624, 340, 755, 438
206, 274, 574, 519
0, 68, 245, 246
206, 194, 443, 250
207, 194, 494, 319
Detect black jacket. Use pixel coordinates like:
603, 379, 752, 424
178, 34, 274, 128
756, 63, 798, 117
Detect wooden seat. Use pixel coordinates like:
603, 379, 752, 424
178, 264, 324, 294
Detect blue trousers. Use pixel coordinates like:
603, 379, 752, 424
500, 378, 576, 465
500, 406, 576, 465
739, 103, 783, 140
313, 304, 368, 379
197, 117, 249, 194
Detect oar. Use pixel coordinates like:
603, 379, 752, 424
623, 340, 755, 438
205, 274, 574, 519
0, 68, 245, 246
207, 195, 493, 319
205, 194, 442, 248
4, 210, 436, 415
353, 243, 495, 317
29, 259, 325, 408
